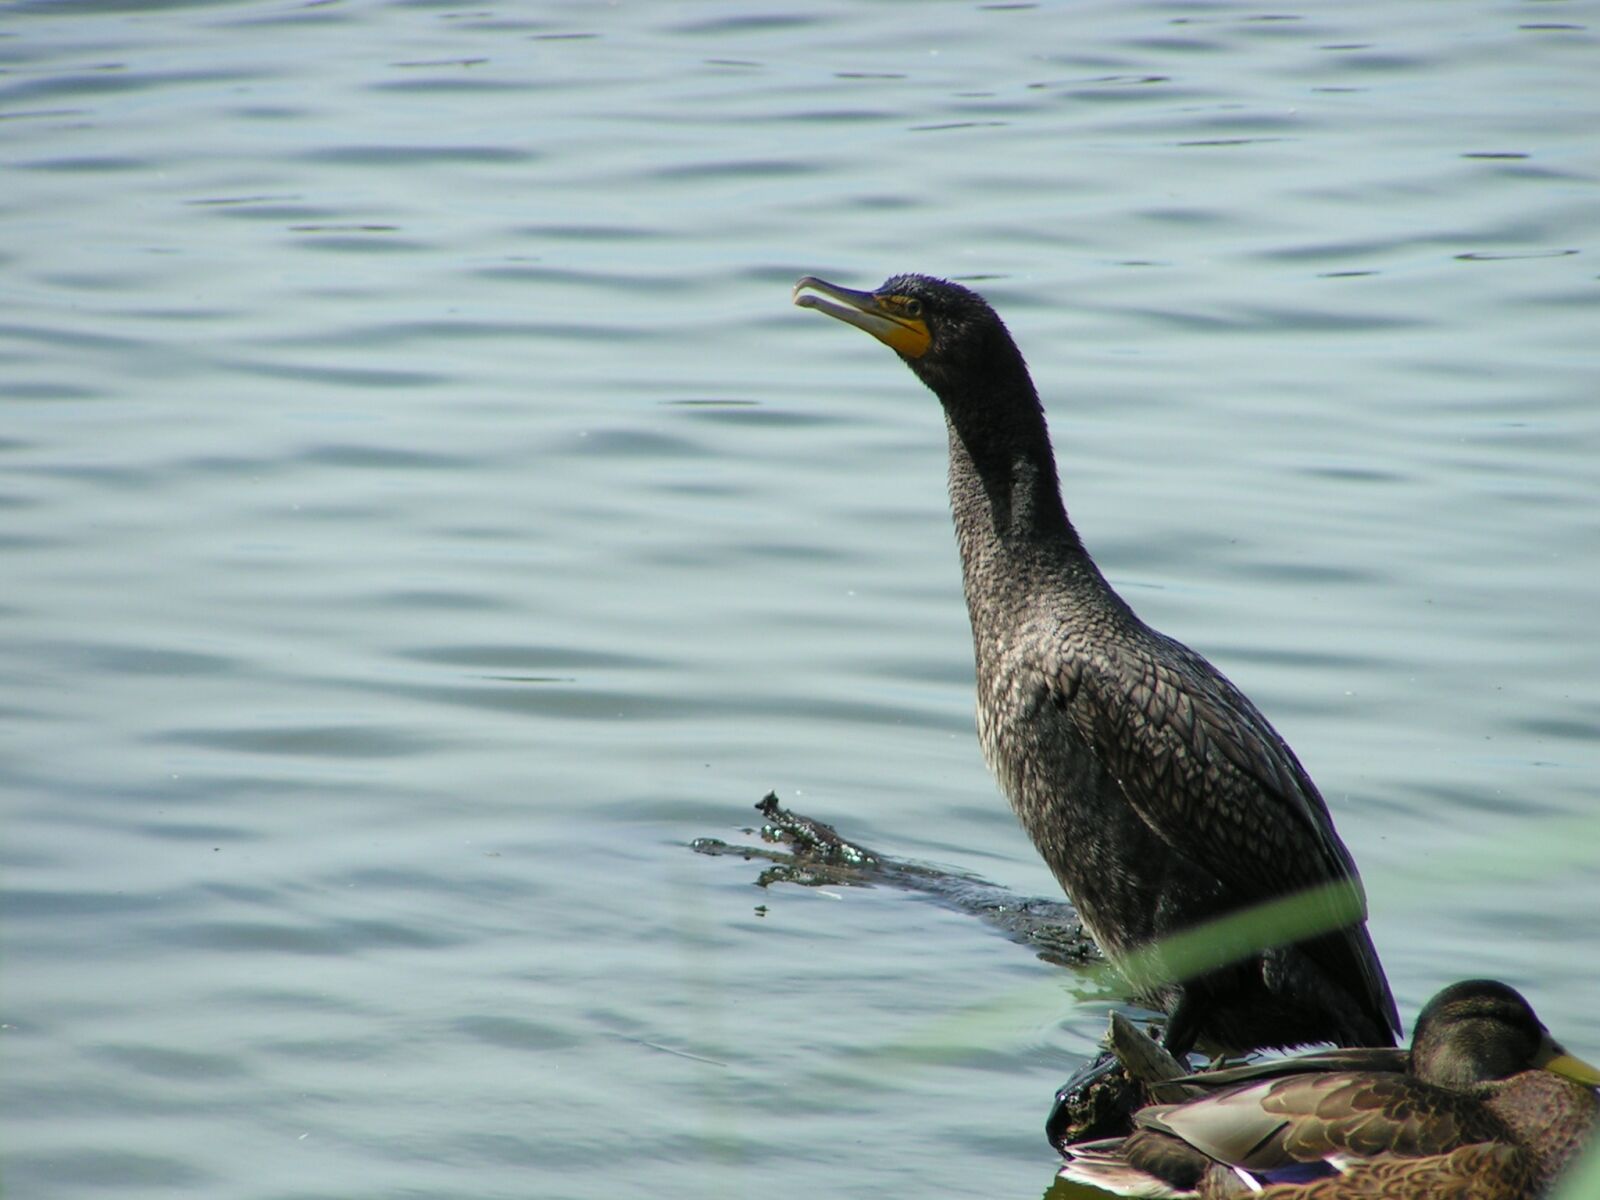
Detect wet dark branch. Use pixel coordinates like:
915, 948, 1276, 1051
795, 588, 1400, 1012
691, 792, 1099, 968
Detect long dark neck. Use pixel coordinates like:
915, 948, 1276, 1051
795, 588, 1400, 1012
931, 357, 1091, 623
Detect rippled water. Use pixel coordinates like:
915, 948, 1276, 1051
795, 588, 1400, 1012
4, 2, 1597, 1197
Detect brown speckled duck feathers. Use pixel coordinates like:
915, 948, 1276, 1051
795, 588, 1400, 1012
1057, 980, 1600, 1199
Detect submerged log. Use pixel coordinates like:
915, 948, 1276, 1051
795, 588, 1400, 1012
691, 792, 1099, 968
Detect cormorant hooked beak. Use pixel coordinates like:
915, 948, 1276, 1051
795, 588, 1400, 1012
793, 276, 932, 359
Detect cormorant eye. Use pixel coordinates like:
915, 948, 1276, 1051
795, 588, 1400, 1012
905, 299, 923, 318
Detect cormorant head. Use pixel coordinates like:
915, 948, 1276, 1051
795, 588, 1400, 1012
792, 273, 1023, 391
1410, 980, 1600, 1089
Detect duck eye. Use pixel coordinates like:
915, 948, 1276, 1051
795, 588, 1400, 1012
905, 298, 923, 318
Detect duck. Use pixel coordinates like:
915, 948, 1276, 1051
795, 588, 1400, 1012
1055, 979, 1600, 1198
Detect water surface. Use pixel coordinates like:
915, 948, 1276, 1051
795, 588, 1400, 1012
4, 2, 1598, 1197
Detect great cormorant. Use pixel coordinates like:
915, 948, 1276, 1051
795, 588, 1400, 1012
792, 273, 1399, 1059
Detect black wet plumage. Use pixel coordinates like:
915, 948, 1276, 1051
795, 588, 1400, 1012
793, 274, 1399, 1058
